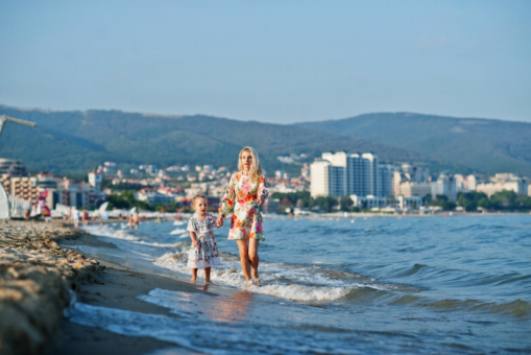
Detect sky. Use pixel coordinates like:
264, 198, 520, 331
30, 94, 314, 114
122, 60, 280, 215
1, 1, 530, 123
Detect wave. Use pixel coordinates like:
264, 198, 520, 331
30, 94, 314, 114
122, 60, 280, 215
426, 298, 531, 318
67, 299, 371, 354
393, 263, 430, 277
68, 302, 202, 351
83, 224, 184, 249
83, 224, 141, 241
153, 252, 403, 303
390, 294, 531, 318
170, 228, 188, 237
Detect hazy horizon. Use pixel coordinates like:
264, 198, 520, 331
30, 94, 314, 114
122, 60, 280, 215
1, 1, 530, 123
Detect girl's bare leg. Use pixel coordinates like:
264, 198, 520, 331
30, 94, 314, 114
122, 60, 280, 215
236, 239, 251, 281
191, 268, 198, 283
204, 267, 211, 284
248, 238, 259, 281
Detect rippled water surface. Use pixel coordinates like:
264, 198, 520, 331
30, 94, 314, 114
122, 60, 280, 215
68, 214, 531, 354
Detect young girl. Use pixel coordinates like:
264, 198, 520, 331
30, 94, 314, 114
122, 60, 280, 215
187, 195, 220, 285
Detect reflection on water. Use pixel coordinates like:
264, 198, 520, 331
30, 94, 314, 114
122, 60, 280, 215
207, 290, 253, 323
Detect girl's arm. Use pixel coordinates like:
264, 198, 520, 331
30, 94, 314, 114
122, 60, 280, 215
189, 231, 198, 248
187, 218, 198, 247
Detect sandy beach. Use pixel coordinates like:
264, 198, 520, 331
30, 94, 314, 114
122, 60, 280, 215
46, 260, 200, 355
0, 220, 204, 355
0, 221, 102, 355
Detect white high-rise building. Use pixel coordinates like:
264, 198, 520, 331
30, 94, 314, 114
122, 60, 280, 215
310, 152, 392, 198
322, 152, 348, 168
88, 171, 103, 191
431, 174, 457, 201
377, 164, 395, 197
310, 160, 330, 198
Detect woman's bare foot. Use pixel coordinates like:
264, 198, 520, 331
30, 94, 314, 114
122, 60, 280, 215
243, 279, 253, 288
191, 276, 197, 284
251, 278, 261, 286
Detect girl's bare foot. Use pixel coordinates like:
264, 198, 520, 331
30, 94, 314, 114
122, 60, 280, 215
252, 278, 261, 286
191, 276, 197, 284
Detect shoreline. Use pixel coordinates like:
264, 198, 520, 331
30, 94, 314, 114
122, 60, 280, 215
264, 210, 531, 219
0, 220, 198, 355
46, 259, 199, 355
0, 221, 103, 355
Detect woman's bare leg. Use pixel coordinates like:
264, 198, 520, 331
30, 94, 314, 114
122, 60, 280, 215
248, 238, 259, 281
236, 239, 251, 281
204, 267, 211, 284
191, 268, 198, 283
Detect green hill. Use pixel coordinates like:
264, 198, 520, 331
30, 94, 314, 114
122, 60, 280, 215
297, 112, 531, 176
0, 105, 413, 174
1, 105, 530, 176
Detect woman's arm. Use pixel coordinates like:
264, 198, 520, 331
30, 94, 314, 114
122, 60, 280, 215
218, 173, 237, 219
257, 175, 269, 206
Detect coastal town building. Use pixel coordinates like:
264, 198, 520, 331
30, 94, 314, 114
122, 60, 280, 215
310, 152, 393, 198
9, 176, 39, 203
0, 158, 28, 176
455, 174, 477, 192
395, 180, 431, 198
1, 172, 104, 211
476, 173, 528, 197
431, 174, 457, 201
88, 170, 103, 191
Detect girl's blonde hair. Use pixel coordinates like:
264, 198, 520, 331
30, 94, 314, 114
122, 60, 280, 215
191, 194, 207, 209
237, 146, 262, 178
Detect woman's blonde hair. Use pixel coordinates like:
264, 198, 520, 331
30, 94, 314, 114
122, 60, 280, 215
237, 146, 262, 177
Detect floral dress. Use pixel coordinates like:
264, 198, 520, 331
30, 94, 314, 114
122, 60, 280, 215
187, 213, 220, 269
219, 172, 268, 240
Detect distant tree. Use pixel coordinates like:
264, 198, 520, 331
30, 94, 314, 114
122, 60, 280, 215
339, 196, 353, 211
272, 191, 312, 210
457, 191, 488, 212
490, 190, 517, 210
486, 190, 531, 211
107, 191, 150, 210
313, 196, 337, 212
432, 194, 456, 211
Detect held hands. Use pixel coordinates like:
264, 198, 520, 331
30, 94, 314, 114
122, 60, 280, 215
216, 214, 224, 228
191, 238, 199, 249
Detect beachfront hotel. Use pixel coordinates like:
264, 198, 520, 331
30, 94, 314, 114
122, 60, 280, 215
310, 152, 393, 198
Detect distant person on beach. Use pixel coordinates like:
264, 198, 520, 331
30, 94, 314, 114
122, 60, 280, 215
217, 146, 268, 286
71, 208, 80, 228
128, 208, 140, 228
81, 209, 90, 225
187, 195, 220, 287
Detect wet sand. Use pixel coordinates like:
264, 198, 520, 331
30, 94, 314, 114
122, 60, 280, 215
47, 258, 200, 355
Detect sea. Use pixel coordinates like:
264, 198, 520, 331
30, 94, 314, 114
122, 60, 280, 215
65, 214, 531, 354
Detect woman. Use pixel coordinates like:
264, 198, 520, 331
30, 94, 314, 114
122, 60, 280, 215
217, 146, 268, 286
